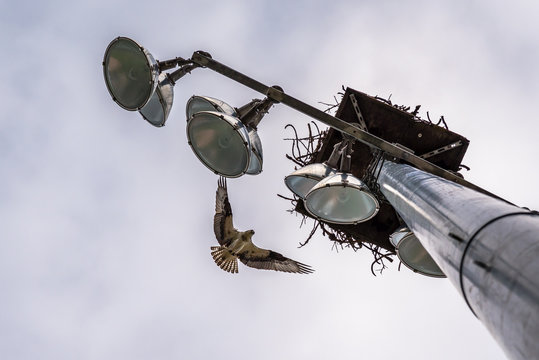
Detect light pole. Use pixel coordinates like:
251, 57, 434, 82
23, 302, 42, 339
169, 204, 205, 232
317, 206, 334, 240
377, 160, 539, 360
102, 37, 539, 360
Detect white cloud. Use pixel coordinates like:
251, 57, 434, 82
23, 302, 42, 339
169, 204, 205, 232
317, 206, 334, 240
2, 1, 537, 359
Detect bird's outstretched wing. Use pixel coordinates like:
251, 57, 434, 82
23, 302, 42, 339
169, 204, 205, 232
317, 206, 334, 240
214, 177, 239, 246
237, 242, 314, 274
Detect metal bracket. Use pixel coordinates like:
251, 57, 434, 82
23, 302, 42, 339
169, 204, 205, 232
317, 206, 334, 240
324, 138, 354, 173
167, 63, 201, 84
237, 97, 275, 129
157, 57, 192, 72
325, 141, 345, 169
420, 140, 463, 159
349, 94, 368, 131
185, 50, 511, 204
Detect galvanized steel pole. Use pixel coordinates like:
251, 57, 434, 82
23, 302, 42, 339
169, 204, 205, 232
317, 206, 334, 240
377, 161, 539, 360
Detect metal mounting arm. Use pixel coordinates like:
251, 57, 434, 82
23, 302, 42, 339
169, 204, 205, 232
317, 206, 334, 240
189, 50, 506, 202
157, 57, 193, 71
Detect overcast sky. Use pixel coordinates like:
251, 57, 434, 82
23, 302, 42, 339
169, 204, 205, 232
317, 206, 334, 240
1, 1, 538, 359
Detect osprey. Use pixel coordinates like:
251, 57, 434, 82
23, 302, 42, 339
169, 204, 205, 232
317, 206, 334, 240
211, 177, 314, 274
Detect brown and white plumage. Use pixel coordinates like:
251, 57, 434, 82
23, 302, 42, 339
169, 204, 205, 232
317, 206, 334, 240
211, 176, 313, 274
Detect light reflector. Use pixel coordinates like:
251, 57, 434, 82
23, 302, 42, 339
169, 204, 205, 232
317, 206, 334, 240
246, 128, 263, 175
390, 227, 446, 278
139, 73, 174, 127
305, 173, 379, 224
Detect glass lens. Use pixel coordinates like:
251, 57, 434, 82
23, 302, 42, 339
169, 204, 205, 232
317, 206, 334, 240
188, 113, 249, 177
306, 186, 377, 224
398, 235, 445, 277
104, 38, 152, 109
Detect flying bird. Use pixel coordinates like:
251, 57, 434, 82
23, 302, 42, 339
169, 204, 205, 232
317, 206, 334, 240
211, 176, 314, 274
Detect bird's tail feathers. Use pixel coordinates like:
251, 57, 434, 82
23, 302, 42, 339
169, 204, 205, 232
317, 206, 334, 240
211, 246, 239, 274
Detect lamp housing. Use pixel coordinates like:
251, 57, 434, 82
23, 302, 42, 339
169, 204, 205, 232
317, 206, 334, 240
390, 226, 446, 278
139, 72, 174, 127
186, 96, 266, 177
186, 110, 251, 178
246, 128, 263, 175
305, 173, 379, 225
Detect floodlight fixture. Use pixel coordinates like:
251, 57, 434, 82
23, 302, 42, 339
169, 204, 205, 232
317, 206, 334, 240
186, 95, 275, 177
389, 226, 446, 278
284, 139, 349, 199
186, 110, 251, 177
103, 36, 199, 127
305, 173, 379, 225
286, 138, 380, 225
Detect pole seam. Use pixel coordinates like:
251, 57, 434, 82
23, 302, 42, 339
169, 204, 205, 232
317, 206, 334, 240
458, 210, 539, 317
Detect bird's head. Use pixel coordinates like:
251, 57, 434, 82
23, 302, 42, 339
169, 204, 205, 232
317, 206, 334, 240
248, 230, 255, 236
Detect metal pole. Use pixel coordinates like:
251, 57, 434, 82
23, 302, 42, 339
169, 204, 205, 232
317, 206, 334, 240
377, 160, 539, 360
